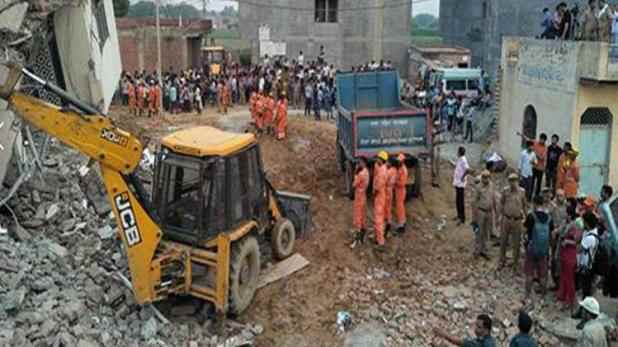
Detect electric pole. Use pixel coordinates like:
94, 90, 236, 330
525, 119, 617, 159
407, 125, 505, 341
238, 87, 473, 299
156, 0, 163, 114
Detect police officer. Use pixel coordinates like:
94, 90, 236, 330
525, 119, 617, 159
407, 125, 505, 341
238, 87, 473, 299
473, 170, 496, 259
498, 173, 528, 270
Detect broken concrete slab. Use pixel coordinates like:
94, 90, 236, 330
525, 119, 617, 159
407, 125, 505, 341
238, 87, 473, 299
0, 109, 17, 187
46, 241, 68, 258
257, 253, 309, 289
344, 323, 387, 347
0, 2, 28, 33
141, 317, 158, 340
8, 222, 31, 242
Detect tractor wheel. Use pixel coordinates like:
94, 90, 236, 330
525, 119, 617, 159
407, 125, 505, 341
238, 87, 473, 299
271, 218, 296, 260
344, 161, 354, 200
229, 236, 261, 315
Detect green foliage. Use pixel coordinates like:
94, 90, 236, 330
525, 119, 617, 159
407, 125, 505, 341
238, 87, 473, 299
127, 1, 155, 17
221, 5, 238, 17
113, 0, 130, 17
239, 50, 252, 66
127, 1, 202, 19
413, 13, 438, 29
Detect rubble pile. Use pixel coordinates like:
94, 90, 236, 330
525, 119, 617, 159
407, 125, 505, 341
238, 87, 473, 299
338, 259, 568, 346
0, 141, 261, 346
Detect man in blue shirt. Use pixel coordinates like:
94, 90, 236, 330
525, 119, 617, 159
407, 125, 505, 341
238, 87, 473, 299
434, 314, 496, 347
519, 140, 537, 201
510, 311, 537, 347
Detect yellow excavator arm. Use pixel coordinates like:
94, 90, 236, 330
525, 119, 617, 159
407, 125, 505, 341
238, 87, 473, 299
2, 65, 163, 304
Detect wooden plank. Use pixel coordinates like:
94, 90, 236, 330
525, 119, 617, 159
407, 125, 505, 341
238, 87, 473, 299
257, 253, 309, 289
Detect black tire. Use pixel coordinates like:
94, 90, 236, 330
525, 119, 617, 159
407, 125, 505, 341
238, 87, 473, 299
229, 236, 261, 315
344, 161, 354, 200
271, 218, 296, 260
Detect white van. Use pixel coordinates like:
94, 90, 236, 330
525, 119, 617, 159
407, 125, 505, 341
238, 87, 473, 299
430, 68, 482, 98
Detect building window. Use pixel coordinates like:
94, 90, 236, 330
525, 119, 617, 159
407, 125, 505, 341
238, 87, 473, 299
91, 0, 109, 52
315, 0, 337, 23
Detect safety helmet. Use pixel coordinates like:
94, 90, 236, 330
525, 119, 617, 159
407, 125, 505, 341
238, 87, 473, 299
377, 151, 388, 162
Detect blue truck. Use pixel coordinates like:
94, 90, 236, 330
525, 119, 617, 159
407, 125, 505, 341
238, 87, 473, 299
336, 71, 431, 198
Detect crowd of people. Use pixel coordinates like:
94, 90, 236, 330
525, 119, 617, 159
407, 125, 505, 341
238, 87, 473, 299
448, 127, 618, 345
116, 47, 342, 123
539, 0, 618, 45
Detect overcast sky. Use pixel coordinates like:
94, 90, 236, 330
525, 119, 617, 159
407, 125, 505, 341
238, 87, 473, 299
205, 0, 440, 16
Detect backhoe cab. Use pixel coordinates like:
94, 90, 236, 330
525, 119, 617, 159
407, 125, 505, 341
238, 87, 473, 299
0, 63, 311, 316
152, 126, 309, 313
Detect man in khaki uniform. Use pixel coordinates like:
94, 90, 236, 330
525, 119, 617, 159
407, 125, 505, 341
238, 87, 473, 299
498, 173, 528, 269
579, 0, 599, 41
473, 170, 496, 259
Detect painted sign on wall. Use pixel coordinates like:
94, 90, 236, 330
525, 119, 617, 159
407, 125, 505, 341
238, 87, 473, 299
516, 39, 577, 94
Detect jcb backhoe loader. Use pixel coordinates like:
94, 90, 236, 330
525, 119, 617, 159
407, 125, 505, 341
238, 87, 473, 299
0, 63, 311, 316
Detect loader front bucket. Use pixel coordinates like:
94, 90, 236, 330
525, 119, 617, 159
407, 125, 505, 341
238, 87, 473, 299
275, 191, 313, 239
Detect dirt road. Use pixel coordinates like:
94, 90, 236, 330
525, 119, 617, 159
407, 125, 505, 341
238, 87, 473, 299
109, 105, 567, 346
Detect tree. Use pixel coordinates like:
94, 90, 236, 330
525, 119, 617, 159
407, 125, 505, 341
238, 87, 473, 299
221, 5, 238, 17
127, 1, 201, 19
413, 13, 438, 29
113, 0, 130, 17
127, 1, 155, 17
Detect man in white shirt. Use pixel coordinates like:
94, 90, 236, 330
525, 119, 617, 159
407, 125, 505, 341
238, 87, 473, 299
519, 140, 537, 201
298, 50, 304, 66
578, 212, 600, 297
258, 75, 265, 93
453, 146, 472, 225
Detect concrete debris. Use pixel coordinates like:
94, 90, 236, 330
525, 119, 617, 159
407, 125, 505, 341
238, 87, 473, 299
97, 225, 115, 239
0, 2, 27, 32
0, 140, 263, 346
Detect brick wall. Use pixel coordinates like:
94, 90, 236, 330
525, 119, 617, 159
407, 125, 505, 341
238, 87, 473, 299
116, 17, 210, 74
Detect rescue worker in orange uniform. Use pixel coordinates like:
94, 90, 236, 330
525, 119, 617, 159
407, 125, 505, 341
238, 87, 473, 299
264, 92, 276, 136
249, 91, 258, 128
153, 81, 161, 116
385, 156, 398, 233
148, 80, 158, 117
255, 92, 266, 133
136, 82, 145, 117
395, 153, 408, 233
373, 151, 389, 248
557, 149, 580, 203
222, 81, 231, 114
275, 93, 288, 140
127, 79, 136, 116
350, 157, 370, 248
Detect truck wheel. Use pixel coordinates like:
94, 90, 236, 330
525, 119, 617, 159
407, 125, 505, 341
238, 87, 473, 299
229, 236, 261, 315
344, 161, 354, 200
271, 218, 296, 260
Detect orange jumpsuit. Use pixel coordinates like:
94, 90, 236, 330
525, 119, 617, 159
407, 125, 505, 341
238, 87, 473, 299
395, 164, 408, 227
154, 85, 161, 114
221, 84, 230, 114
250, 92, 258, 124
255, 96, 265, 130
353, 167, 369, 230
385, 166, 397, 226
148, 86, 157, 115
127, 83, 136, 113
275, 99, 288, 140
558, 159, 580, 199
136, 85, 145, 115
264, 96, 275, 130
373, 163, 387, 245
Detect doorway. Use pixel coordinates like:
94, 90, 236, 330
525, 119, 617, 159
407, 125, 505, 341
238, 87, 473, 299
522, 105, 537, 146
579, 107, 612, 198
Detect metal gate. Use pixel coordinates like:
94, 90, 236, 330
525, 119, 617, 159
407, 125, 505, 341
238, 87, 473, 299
579, 108, 612, 198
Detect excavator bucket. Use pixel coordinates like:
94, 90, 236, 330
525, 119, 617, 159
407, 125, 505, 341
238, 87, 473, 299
275, 191, 313, 239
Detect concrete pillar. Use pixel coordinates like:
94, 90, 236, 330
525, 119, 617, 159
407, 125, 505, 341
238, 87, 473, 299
374, 0, 384, 62
137, 31, 145, 71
